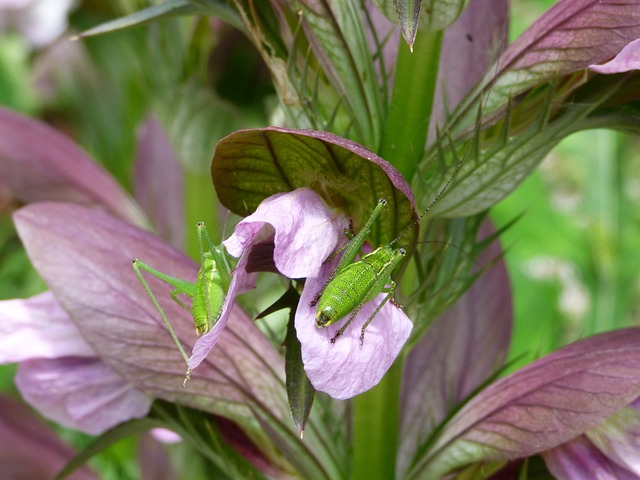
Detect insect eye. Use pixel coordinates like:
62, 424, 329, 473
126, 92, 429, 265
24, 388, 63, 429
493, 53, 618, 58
399, 248, 406, 255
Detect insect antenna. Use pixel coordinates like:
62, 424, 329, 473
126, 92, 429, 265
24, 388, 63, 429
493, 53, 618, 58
389, 42, 505, 248
388, 127, 470, 247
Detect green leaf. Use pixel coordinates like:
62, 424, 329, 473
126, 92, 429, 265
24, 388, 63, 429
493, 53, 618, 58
75, 0, 242, 38
252, 409, 333, 480
283, 289, 315, 437
297, 1, 384, 146
372, 0, 470, 33
212, 127, 418, 246
394, 0, 422, 50
418, 71, 640, 218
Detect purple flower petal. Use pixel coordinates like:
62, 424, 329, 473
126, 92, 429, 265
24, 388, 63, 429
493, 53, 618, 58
0, 291, 94, 362
187, 253, 250, 371
224, 188, 347, 278
16, 357, 151, 435
590, 38, 640, 74
0, 394, 98, 480
295, 260, 413, 399
0, 107, 146, 225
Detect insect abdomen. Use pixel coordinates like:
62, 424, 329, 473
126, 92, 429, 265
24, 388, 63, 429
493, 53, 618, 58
192, 255, 225, 335
316, 260, 377, 327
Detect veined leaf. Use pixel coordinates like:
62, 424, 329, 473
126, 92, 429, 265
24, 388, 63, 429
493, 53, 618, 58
408, 328, 640, 478
212, 127, 417, 246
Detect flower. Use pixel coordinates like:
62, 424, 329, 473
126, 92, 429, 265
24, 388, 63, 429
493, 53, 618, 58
295, 258, 413, 399
188, 187, 347, 373
189, 186, 413, 399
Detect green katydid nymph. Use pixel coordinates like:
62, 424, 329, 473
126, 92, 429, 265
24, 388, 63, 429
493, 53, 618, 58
311, 138, 471, 345
132, 222, 235, 385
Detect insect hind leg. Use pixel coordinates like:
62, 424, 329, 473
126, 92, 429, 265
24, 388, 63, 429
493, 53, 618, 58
359, 284, 396, 345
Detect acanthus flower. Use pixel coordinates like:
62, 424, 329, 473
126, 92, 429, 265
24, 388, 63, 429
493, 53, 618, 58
187, 187, 413, 399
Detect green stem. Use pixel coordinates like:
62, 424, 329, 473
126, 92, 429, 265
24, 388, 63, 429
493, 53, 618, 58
379, 30, 442, 180
350, 31, 442, 480
351, 357, 403, 480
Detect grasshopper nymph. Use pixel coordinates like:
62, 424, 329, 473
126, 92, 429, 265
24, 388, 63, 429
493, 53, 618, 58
132, 222, 235, 384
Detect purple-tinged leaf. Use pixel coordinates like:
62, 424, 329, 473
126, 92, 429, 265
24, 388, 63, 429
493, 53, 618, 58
407, 328, 640, 478
0, 108, 146, 225
431, 0, 508, 132
590, 38, 640, 74
16, 357, 152, 435
13, 202, 290, 447
134, 115, 184, 249
212, 127, 417, 245
486, 0, 640, 111
398, 220, 512, 477
0, 394, 98, 480
421, 0, 640, 219
0, 291, 151, 434
543, 434, 639, 480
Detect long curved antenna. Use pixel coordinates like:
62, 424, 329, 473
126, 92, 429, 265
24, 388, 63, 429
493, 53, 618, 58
389, 41, 505, 247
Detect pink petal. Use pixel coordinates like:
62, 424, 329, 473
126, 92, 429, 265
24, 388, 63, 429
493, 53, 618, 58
590, 39, 640, 74
16, 357, 152, 435
0, 291, 94, 362
295, 261, 412, 399
224, 188, 347, 278
187, 255, 249, 371
149, 428, 182, 444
